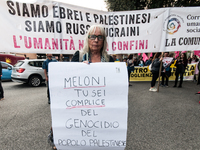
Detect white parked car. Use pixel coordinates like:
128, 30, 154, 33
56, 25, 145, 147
11, 59, 46, 87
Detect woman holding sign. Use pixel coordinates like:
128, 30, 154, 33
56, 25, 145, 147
48, 25, 114, 150
71, 25, 114, 63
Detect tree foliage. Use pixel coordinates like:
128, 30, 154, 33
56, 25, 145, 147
175, 0, 200, 7
105, 0, 147, 11
105, 0, 200, 11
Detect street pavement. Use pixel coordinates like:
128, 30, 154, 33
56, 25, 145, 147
0, 81, 200, 150
126, 81, 200, 150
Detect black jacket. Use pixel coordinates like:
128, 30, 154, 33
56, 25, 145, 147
71, 51, 80, 62
175, 59, 188, 74
151, 58, 161, 73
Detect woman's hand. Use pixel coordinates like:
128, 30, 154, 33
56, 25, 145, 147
83, 61, 90, 64
159, 57, 163, 61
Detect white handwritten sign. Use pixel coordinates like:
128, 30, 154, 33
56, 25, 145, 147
49, 62, 128, 150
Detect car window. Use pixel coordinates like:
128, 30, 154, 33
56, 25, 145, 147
28, 61, 44, 67
28, 61, 34, 66
14, 61, 24, 67
1, 63, 9, 69
37, 61, 44, 67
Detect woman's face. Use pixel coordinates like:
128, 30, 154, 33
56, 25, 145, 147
181, 53, 184, 58
88, 28, 104, 53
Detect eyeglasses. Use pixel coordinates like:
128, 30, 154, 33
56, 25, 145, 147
88, 35, 104, 41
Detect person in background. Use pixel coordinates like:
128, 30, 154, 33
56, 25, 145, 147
138, 56, 145, 67
173, 53, 188, 88
113, 54, 119, 61
191, 55, 199, 63
188, 56, 192, 64
133, 57, 138, 66
191, 55, 199, 82
42, 54, 57, 104
197, 60, 200, 85
44, 54, 58, 150
123, 58, 127, 63
0, 62, 4, 101
161, 52, 171, 87
149, 52, 163, 92
145, 57, 153, 66
127, 54, 134, 86
169, 53, 175, 59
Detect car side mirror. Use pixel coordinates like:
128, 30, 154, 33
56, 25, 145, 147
8, 66, 12, 70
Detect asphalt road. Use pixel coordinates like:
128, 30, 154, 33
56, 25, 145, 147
0, 81, 200, 150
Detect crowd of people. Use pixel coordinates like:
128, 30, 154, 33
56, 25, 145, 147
115, 55, 153, 67
148, 52, 200, 92
111, 52, 199, 90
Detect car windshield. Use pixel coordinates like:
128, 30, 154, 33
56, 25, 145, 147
14, 61, 24, 67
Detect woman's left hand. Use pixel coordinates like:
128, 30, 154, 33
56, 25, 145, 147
83, 61, 90, 64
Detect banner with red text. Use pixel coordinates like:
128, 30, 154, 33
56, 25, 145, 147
0, 0, 200, 54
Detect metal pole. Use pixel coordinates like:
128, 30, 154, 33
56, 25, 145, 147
157, 53, 164, 92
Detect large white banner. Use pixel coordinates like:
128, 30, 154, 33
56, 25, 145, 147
49, 62, 128, 150
0, 0, 200, 54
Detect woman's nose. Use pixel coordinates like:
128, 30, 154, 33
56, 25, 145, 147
94, 37, 98, 41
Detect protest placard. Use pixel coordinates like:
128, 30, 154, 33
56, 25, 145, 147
49, 62, 128, 150
162, 57, 173, 68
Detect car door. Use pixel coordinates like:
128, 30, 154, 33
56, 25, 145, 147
28, 61, 45, 78
1, 62, 12, 80
36, 61, 45, 79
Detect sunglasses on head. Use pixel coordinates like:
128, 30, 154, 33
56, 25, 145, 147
88, 35, 104, 41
